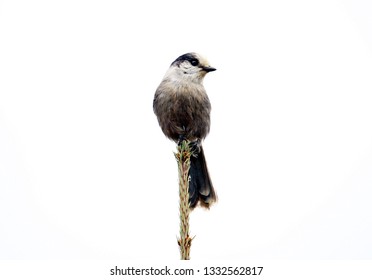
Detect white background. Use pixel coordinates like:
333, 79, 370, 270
1, 0, 372, 260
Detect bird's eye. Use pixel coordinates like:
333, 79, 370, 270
190, 59, 199, 66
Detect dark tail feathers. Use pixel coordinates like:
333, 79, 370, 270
188, 145, 217, 209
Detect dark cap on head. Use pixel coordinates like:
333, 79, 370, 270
171, 53, 199, 66
171, 52, 216, 72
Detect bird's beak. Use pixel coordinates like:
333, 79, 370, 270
202, 66, 217, 72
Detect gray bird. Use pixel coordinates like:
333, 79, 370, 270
153, 52, 217, 209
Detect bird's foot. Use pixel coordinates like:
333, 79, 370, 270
189, 140, 201, 156
177, 135, 186, 146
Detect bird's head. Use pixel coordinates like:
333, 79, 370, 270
169, 52, 216, 83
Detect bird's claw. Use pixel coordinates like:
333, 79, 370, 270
177, 135, 186, 146
189, 140, 201, 156
177, 137, 200, 157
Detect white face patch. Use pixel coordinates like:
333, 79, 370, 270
181, 61, 192, 69
165, 53, 214, 84
196, 55, 210, 68
179, 61, 199, 75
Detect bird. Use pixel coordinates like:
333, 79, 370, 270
153, 52, 217, 209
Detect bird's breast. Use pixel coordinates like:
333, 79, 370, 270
154, 80, 211, 141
